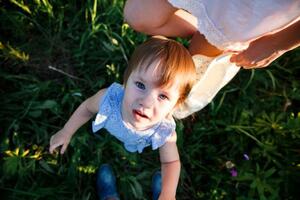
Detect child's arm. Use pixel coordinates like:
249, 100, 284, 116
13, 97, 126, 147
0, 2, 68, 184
49, 89, 106, 154
158, 131, 180, 200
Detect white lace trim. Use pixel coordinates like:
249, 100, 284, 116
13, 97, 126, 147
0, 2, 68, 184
168, 0, 229, 50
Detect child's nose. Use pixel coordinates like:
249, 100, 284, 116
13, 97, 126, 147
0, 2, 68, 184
139, 93, 155, 108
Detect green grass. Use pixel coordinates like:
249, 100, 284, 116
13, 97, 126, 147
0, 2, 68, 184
1, 0, 300, 199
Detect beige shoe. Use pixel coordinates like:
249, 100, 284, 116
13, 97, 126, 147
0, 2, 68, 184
173, 53, 240, 119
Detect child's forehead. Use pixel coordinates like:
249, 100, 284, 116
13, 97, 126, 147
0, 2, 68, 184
138, 58, 161, 71
134, 67, 161, 84
133, 68, 179, 90
136, 59, 162, 77
132, 58, 182, 90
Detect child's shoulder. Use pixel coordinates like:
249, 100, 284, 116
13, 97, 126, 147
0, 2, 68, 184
94, 82, 124, 110
97, 82, 123, 99
105, 82, 124, 100
108, 82, 124, 93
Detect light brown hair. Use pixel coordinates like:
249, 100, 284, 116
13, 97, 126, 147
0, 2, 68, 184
123, 36, 196, 105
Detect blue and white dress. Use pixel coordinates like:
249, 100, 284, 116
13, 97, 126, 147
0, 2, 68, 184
92, 83, 176, 153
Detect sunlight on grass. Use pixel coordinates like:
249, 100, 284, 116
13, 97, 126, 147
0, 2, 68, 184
35, 0, 54, 17
106, 63, 120, 79
111, 37, 119, 46
9, 0, 31, 14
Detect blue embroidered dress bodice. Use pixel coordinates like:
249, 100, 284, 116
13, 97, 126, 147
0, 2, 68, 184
92, 83, 176, 153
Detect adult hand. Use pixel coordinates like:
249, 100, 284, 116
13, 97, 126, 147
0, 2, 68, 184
230, 20, 300, 69
230, 34, 284, 69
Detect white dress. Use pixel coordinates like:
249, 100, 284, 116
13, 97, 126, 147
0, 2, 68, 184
168, 0, 300, 51
171, 0, 300, 118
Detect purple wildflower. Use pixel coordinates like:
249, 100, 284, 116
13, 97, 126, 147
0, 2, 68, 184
243, 154, 250, 160
230, 168, 238, 177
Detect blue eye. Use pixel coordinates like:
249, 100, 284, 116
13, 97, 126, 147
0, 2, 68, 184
135, 81, 145, 90
159, 94, 168, 100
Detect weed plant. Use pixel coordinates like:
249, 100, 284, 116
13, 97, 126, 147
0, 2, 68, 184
1, 0, 300, 199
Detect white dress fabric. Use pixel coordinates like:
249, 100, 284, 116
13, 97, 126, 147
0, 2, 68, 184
168, 0, 300, 51
170, 0, 300, 118
173, 53, 240, 119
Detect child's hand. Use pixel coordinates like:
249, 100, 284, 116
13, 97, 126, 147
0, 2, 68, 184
49, 128, 72, 154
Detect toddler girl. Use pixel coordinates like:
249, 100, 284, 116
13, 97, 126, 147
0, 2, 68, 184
49, 36, 196, 200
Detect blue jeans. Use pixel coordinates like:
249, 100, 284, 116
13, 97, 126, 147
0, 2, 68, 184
96, 164, 161, 200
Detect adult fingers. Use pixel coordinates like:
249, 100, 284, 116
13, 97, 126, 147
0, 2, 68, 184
229, 53, 240, 63
230, 54, 260, 68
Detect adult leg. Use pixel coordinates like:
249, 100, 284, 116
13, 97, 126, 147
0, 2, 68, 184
124, 0, 221, 56
189, 31, 223, 56
124, 0, 198, 37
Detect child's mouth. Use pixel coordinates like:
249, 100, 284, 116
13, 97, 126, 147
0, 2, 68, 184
133, 109, 149, 119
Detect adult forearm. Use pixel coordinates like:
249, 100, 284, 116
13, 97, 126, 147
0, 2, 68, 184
273, 19, 300, 52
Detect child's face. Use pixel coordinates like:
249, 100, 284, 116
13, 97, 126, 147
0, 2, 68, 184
122, 60, 181, 131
